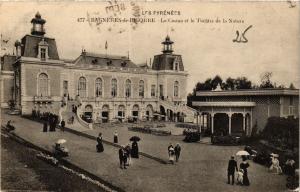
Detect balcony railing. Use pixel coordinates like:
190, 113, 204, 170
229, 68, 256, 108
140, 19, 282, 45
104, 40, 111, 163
34, 96, 53, 102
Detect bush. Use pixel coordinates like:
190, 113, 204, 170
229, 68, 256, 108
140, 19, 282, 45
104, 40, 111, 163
128, 126, 171, 136
183, 132, 200, 142
262, 117, 299, 150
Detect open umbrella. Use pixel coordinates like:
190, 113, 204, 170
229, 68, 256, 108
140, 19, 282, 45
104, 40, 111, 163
236, 150, 250, 156
270, 153, 279, 158
56, 139, 67, 144
130, 136, 141, 142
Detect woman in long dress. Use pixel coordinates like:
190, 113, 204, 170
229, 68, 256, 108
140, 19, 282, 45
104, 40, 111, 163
131, 141, 139, 158
240, 156, 250, 186
113, 130, 118, 143
168, 146, 175, 164
96, 133, 104, 152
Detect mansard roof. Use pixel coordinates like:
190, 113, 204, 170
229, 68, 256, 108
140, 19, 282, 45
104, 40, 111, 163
20, 34, 59, 60
73, 52, 139, 68
152, 54, 184, 71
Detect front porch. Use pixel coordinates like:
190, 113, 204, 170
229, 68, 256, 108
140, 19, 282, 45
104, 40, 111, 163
193, 101, 255, 136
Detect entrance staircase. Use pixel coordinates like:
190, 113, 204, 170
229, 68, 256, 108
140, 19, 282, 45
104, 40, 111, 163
158, 99, 197, 123
60, 100, 92, 131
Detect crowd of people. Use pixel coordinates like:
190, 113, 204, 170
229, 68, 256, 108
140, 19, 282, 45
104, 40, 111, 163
38, 112, 60, 132
95, 131, 140, 169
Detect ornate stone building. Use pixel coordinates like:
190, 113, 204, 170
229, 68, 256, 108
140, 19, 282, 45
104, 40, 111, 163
0, 12, 196, 123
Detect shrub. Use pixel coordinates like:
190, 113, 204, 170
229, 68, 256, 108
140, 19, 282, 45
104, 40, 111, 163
262, 116, 299, 150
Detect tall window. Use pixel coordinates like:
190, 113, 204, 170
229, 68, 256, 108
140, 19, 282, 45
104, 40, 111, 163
95, 78, 102, 97
175, 62, 179, 71
78, 77, 87, 97
38, 73, 48, 96
125, 79, 131, 97
289, 96, 294, 105
174, 81, 179, 97
63, 81, 68, 96
41, 48, 46, 61
151, 85, 156, 97
139, 80, 144, 97
111, 78, 117, 97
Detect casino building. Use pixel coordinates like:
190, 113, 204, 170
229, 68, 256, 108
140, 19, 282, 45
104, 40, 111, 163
0, 12, 196, 123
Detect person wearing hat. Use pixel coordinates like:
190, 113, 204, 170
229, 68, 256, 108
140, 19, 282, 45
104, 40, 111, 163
270, 154, 282, 174
114, 130, 118, 143
118, 146, 127, 169
240, 156, 250, 186
174, 143, 181, 162
168, 145, 175, 164
60, 119, 65, 132
96, 132, 104, 153
125, 144, 131, 165
227, 156, 238, 185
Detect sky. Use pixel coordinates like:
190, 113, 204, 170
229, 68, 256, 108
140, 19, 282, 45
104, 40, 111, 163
0, 1, 299, 93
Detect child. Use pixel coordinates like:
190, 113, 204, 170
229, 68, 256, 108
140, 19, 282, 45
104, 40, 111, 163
237, 169, 244, 185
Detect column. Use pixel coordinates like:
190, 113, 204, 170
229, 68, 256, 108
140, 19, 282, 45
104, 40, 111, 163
228, 113, 232, 135
243, 113, 246, 132
197, 114, 201, 133
250, 113, 252, 136
211, 113, 215, 134
165, 109, 168, 122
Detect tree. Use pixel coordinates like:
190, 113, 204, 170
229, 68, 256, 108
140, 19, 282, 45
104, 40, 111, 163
235, 77, 252, 89
260, 72, 275, 88
211, 75, 223, 90
203, 78, 213, 90
225, 77, 235, 90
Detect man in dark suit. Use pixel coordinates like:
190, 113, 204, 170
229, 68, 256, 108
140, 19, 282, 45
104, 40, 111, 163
119, 147, 127, 169
61, 119, 65, 132
227, 156, 238, 185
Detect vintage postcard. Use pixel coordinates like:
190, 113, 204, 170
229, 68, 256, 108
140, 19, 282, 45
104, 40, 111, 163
0, 1, 299, 192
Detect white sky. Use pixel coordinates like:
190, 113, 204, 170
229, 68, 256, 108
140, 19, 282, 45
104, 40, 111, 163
0, 1, 299, 93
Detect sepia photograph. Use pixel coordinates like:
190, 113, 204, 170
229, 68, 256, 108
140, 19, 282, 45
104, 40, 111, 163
0, 1, 299, 192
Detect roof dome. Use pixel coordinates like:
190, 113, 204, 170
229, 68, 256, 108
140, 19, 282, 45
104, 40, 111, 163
162, 35, 174, 45
31, 12, 46, 24
35, 12, 41, 19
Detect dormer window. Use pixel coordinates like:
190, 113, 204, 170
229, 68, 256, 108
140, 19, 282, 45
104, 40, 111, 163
107, 60, 112, 66
38, 38, 49, 61
121, 61, 127, 67
41, 48, 46, 61
175, 62, 179, 71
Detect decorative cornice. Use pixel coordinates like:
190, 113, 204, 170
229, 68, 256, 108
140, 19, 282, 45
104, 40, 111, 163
196, 89, 299, 96
192, 101, 256, 107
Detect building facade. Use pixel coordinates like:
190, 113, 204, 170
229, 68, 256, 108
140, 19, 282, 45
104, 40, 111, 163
0, 12, 195, 123
192, 88, 299, 136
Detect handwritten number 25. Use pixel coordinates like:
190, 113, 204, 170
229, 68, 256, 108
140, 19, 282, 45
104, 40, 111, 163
233, 25, 253, 43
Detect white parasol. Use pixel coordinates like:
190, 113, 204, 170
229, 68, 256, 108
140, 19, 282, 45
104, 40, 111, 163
270, 153, 279, 158
56, 139, 67, 144
236, 150, 250, 156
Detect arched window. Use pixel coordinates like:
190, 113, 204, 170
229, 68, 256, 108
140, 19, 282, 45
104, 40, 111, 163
174, 81, 179, 97
111, 78, 117, 97
78, 77, 87, 97
38, 73, 48, 96
95, 78, 102, 97
125, 79, 131, 97
139, 80, 144, 97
